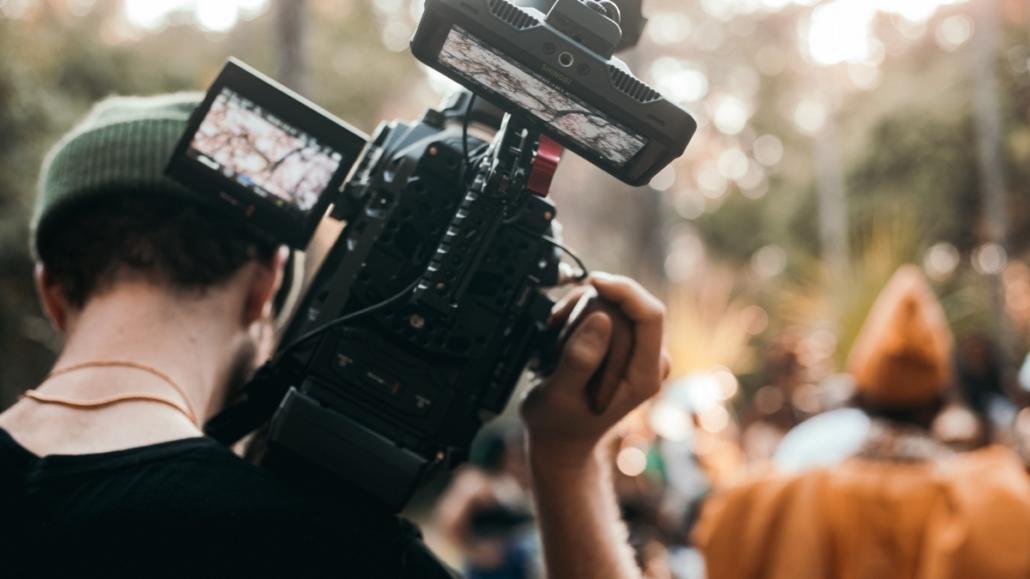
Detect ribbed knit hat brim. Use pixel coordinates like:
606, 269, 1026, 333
31, 93, 206, 257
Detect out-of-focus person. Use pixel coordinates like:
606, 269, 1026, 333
1019, 355, 1030, 467
435, 427, 538, 579
693, 265, 1030, 579
737, 334, 808, 466
954, 334, 1015, 444
613, 442, 676, 579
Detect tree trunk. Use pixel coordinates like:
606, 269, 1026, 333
814, 115, 848, 281
971, 0, 1016, 387
276, 0, 307, 93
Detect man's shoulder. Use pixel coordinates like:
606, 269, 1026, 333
0, 435, 459, 577
80, 436, 312, 510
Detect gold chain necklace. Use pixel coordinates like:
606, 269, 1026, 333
22, 360, 201, 428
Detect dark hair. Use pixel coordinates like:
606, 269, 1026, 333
852, 392, 945, 430
37, 194, 277, 308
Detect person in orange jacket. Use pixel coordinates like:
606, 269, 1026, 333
694, 265, 1030, 579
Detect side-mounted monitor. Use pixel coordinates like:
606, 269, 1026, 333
411, 0, 697, 186
167, 59, 369, 248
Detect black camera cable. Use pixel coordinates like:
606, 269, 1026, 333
544, 236, 590, 282
205, 280, 421, 445
460, 95, 490, 188
462, 94, 476, 171
274, 278, 421, 362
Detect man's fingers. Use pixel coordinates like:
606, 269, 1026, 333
549, 285, 593, 327
588, 273, 665, 324
589, 273, 664, 386
550, 311, 612, 390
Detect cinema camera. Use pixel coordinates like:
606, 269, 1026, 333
167, 0, 696, 511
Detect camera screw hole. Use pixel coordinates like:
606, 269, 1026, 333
558, 52, 575, 68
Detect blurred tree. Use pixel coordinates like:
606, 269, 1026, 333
275, 0, 307, 92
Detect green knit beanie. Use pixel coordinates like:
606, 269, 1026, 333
31, 92, 209, 258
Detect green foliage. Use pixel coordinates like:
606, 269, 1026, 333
847, 110, 979, 252
771, 204, 919, 364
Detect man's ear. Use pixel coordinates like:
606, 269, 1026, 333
34, 263, 70, 333
243, 246, 289, 326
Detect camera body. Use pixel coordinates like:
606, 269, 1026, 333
168, 0, 695, 511
261, 100, 565, 509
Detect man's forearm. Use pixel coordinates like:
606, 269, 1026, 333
529, 441, 641, 579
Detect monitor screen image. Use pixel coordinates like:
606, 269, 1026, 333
437, 26, 647, 168
188, 88, 343, 213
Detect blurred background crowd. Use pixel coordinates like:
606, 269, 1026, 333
1, 0, 1029, 577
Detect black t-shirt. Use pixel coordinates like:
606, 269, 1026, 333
0, 428, 458, 578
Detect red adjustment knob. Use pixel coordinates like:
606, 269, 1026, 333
527, 135, 564, 197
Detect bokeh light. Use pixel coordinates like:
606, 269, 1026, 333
195, 2, 239, 31
793, 97, 828, 135
717, 148, 750, 181
616, 446, 648, 477
650, 401, 694, 442
652, 60, 709, 105
712, 95, 750, 135
650, 165, 678, 192
972, 243, 1008, 275
712, 368, 739, 400
924, 242, 960, 280
935, 14, 974, 51
123, 0, 268, 31
699, 405, 730, 433
752, 244, 788, 278
802, 0, 969, 65
755, 386, 785, 415
697, 161, 730, 199
673, 189, 706, 220
752, 134, 784, 167
665, 231, 705, 282
807, 0, 877, 65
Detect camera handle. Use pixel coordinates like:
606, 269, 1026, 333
411, 111, 561, 315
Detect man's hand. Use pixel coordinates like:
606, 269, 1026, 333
520, 272, 671, 579
522, 272, 670, 465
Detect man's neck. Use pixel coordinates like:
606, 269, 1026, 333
1, 282, 253, 455
58, 282, 248, 421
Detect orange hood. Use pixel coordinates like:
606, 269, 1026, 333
847, 265, 953, 407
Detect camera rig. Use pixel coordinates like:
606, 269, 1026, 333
168, 0, 695, 511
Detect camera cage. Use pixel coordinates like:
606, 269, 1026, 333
167, 59, 368, 249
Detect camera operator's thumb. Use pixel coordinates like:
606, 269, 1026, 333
553, 312, 614, 387
521, 311, 614, 458
522, 273, 669, 462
